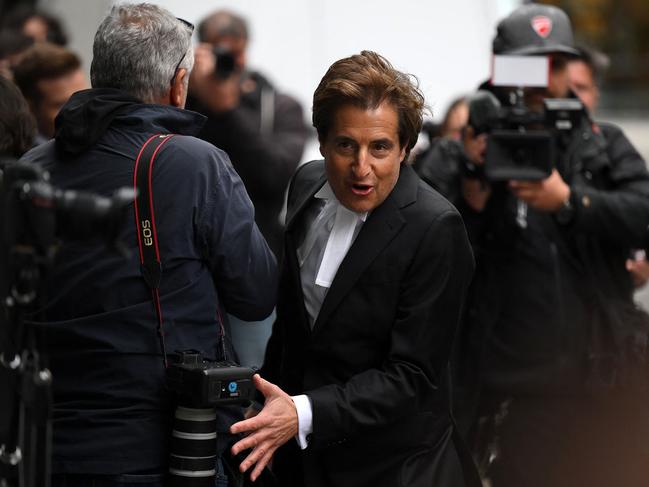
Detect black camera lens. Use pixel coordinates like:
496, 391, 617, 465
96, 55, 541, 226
212, 46, 236, 79
168, 406, 217, 487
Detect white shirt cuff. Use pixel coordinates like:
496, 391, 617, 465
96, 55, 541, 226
291, 394, 313, 450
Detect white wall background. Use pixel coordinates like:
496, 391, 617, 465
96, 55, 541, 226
42, 0, 519, 120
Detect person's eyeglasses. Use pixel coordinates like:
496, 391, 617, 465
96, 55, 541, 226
171, 17, 195, 86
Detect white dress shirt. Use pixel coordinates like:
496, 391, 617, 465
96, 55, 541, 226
291, 182, 367, 449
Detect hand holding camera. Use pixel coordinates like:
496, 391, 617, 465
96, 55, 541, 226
508, 169, 570, 212
189, 43, 241, 113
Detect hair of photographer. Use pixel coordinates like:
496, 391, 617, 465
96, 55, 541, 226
12, 42, 86, 140
2, 5, 68, 46
91, 3, 194, 104
198, 10, 248, 43
0, 76, 35, 158
312, 50, 425, 161
440, 96, 469, 141
568, 45, 610, 114
197, 10, 248, 72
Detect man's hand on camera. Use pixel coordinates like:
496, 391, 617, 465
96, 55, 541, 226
508, 169, 570, 212
230, 374, 298, 481
189, 43, 241, 113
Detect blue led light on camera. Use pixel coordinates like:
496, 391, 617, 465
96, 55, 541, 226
228, 382, 238, 393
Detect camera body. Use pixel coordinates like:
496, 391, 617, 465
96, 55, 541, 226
468, 90, 584, 181
166, 349, 255, 407
212, 46, 236, 80
166, 350, 255, 486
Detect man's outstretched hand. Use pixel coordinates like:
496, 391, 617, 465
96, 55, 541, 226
230, 374, 298, 481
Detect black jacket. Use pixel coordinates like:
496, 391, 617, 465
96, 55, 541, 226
19, 89, 277, 474
263, 161, 475, 487
187, 71, 308, 258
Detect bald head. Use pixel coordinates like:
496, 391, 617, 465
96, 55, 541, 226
198, 10, 248, 44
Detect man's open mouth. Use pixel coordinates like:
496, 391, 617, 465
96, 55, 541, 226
351, 183, 373, 196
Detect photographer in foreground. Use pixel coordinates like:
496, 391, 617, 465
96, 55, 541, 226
451, 5, 649, 487
18, 3, 277, 485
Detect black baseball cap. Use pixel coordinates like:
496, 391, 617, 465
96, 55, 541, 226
493, 4, 579, 57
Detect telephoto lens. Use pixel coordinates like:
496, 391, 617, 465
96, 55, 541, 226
168, 406, 218, 487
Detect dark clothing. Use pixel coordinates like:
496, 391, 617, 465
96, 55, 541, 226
262, 161, 475, 486
487, 393, 649, 487
417, 97, 649, 486
412, 137, 465, 205
20, 88, 277, 474
465, 120, 649, 393
187, 71, 308, 257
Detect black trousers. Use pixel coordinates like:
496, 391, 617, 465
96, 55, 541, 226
487, 393, 649, 487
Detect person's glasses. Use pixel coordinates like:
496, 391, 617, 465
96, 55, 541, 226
171, 17, 195, 86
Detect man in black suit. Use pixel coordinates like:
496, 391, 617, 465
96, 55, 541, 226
230, 50, 475, 486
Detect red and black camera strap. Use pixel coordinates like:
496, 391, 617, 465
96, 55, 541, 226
133, 134, 175, 368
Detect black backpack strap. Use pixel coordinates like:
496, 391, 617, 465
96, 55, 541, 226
133, 134, 175, 368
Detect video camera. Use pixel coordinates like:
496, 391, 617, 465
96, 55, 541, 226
467, 55, 584, 181
166, 350, 255, 487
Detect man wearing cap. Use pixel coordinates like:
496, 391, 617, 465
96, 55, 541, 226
453, 4, 649, 487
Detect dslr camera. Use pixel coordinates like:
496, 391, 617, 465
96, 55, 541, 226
166, 350, 255, 487
212, 46, 237, 79
467, 55, 584, 181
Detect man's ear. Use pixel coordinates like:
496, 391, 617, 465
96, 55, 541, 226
170, 68, 188, 108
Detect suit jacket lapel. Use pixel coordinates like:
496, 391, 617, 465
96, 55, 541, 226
312, 164, 419, 334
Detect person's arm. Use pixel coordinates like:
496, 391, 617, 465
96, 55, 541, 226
198, 93, 308, 198
565, 125, 649, 248
510, 125, 649, 248
195, 142, 278, 320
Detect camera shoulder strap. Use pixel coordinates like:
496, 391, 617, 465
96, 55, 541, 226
133, 134, 175, 368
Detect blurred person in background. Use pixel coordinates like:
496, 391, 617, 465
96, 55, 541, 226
12, 42, 87, 145
567, 45, 609, 115
412, 95, 469, 204
1, 5, 68, 45
567, 46, 649, 288
0, 76, 35, 161
568, 45, 649, 288
0, 29, 33, 80
188, 9, 308, 368
188, 9, 308, 258
451, 5, 649, 487
18, 3, 277, 485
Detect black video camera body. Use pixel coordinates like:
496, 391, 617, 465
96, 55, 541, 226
467, 90, 584, 181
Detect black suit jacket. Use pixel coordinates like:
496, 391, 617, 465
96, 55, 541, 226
262, 160, 475, 487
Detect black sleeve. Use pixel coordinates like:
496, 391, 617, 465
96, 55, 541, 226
569, 124, 649, 248
196, 92, 308, 199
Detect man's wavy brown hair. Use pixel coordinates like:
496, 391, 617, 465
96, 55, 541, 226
312, 50, 426, 160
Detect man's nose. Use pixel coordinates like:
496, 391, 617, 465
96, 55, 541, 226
351, 148, 371, 178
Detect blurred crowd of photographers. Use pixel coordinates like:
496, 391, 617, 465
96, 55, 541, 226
2, 2, 649, 487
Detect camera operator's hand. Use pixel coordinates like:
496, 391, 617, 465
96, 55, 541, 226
462, 126, 487, 165
189, 43, 241, 113
462, 179, 491, 212
230, 374, 298, 481
461, 125, 491, 211
508, 169, 570, 212
626, 254, 649, 288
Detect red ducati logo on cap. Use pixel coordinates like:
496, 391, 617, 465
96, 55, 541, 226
531, 15, 553, 38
